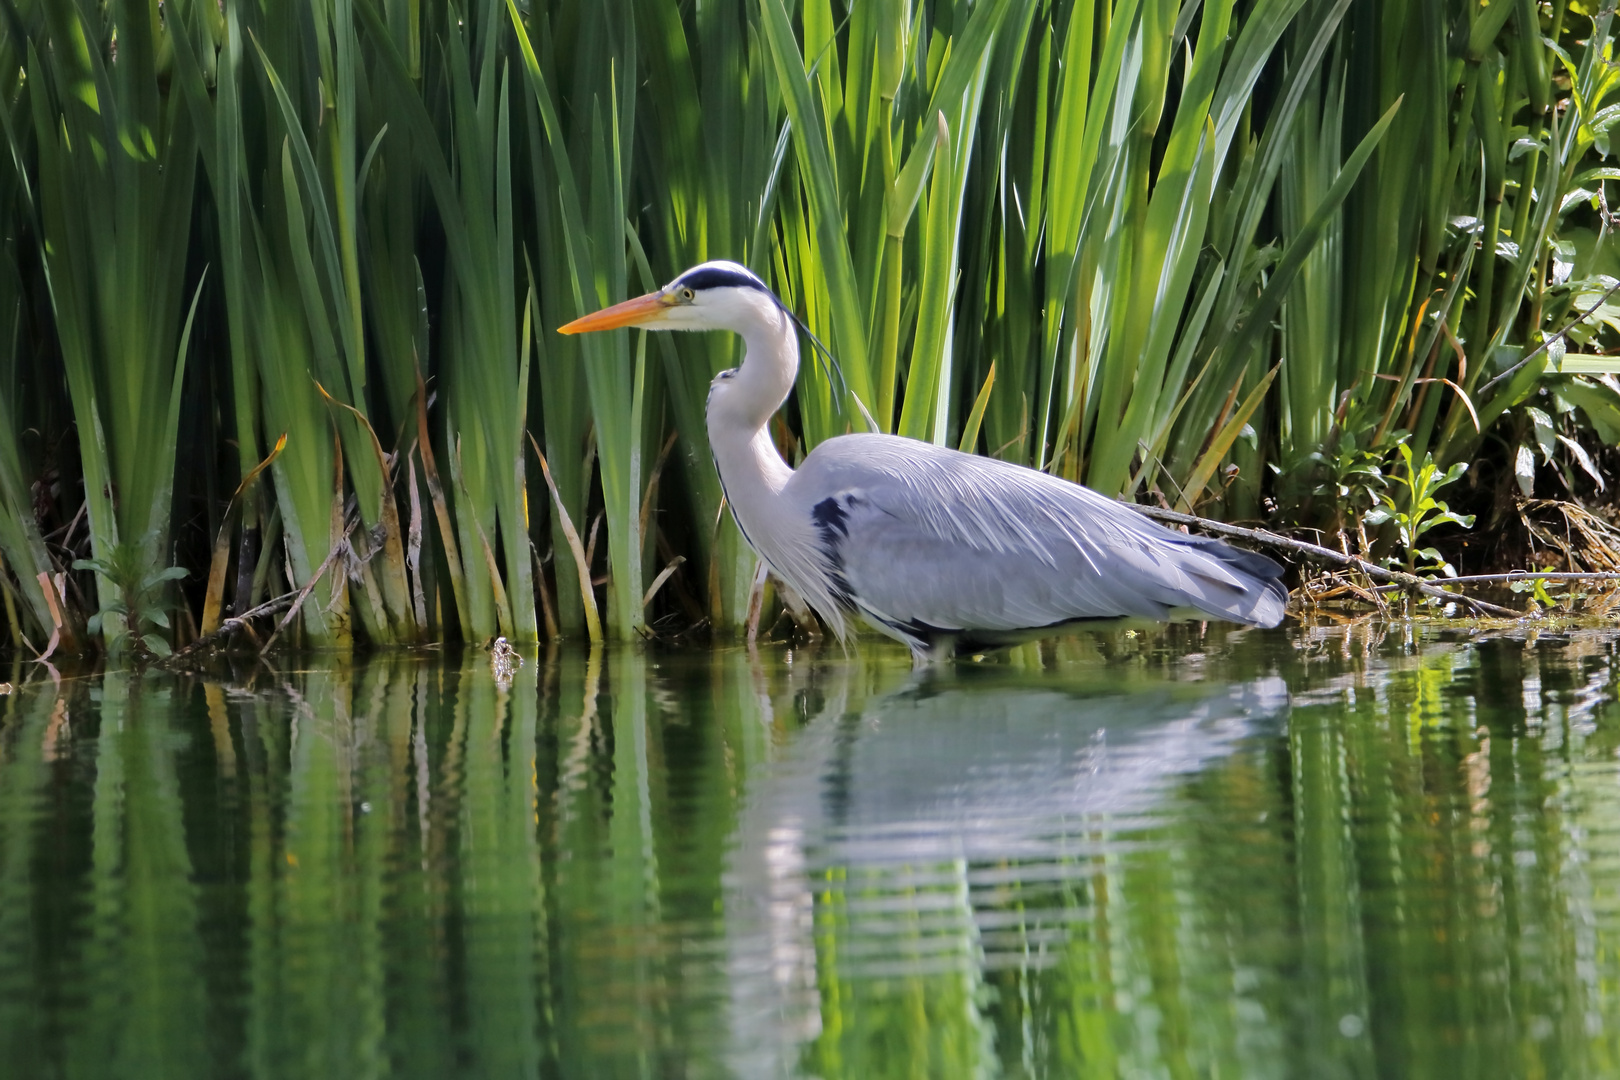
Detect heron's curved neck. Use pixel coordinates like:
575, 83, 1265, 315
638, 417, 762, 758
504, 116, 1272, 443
733, 303, 800, 431
707, 302, 800, 504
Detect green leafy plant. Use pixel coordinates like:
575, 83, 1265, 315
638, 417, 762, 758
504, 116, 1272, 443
1363, 442, 1475, 578
1507, 572, 1562, 612
1293, 427, 1389, 539
73, 542, 188, 659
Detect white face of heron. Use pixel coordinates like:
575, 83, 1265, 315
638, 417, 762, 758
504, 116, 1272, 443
650, 283, 763, 333
653, 262, 783, 335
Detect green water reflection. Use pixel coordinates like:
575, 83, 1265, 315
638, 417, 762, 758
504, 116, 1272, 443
2, 623, 1620, 1078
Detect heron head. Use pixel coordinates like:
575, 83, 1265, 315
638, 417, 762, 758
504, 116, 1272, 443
557, 260, 778, 336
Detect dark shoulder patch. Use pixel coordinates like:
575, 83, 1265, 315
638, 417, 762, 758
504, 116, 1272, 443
811, 496, 850, 539
678, 265, 766, 293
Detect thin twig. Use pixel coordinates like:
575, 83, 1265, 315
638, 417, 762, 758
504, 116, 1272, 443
1478, 278, 1620, 396
1126, 504, 1521, 618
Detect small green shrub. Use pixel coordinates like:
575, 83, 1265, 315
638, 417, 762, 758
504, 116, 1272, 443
1363, 442, 1475, 578
73, 543, 188, 660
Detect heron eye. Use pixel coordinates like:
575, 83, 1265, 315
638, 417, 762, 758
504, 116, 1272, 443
679, 287, 696, 303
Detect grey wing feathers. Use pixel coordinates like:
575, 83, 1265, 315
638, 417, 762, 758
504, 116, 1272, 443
788, 435, 1286, 633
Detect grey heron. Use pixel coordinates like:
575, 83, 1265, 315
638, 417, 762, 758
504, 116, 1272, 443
560, 260, 1287, 661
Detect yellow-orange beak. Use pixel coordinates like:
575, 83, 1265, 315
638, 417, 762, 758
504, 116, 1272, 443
557, 291, 672, 334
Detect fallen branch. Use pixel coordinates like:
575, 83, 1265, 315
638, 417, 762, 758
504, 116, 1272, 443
1374, 571, 1620, 592
1127, 504, 1521, 618
163, 589, 301, 664
258, 526, 352, 656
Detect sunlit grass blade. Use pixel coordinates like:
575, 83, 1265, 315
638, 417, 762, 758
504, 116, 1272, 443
758, 0, 874, 433
1176, 364, 1279, 512
957, 361, 996, 454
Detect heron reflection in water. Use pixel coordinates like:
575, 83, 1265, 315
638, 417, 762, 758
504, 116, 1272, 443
715, 656, 1290, 1075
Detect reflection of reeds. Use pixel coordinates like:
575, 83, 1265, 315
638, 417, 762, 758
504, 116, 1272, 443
4, 635, 1620, 1073
0, 2, 1615, 654
0, 679, 56, 1065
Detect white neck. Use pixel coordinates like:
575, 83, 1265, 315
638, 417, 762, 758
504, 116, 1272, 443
698, 290, 851, 639
705, 299, 800, 510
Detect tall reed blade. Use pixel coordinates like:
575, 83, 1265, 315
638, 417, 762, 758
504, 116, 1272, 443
508, 0, 646, 641
28, 1, 201, 645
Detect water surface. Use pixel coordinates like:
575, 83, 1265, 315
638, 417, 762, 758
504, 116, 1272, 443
2, 622, 1619, 1078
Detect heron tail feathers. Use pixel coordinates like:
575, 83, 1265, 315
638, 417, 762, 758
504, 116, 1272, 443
1177, 538, 1289, 627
